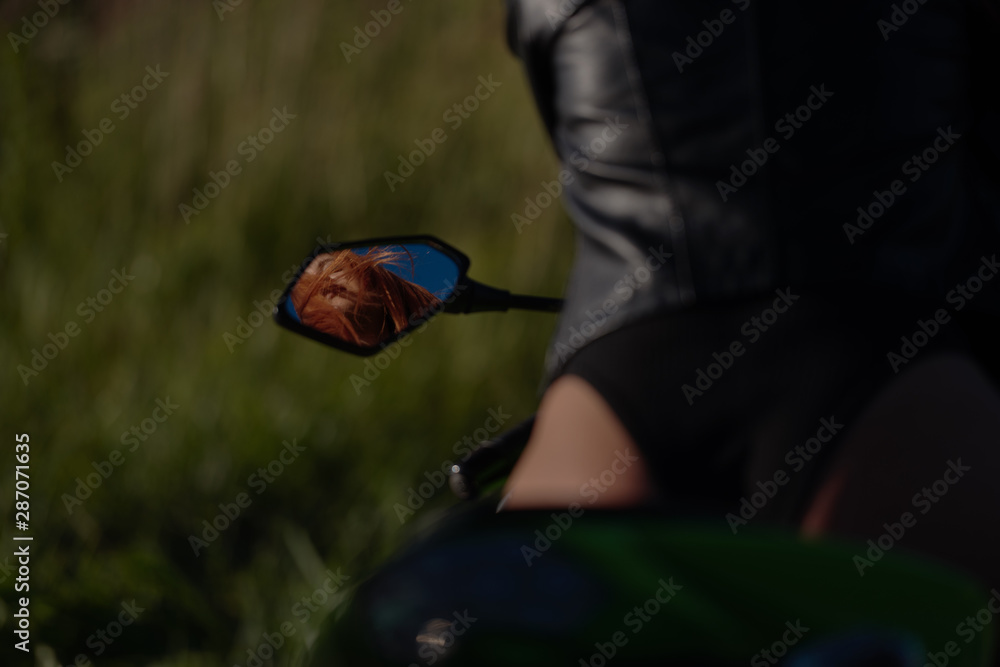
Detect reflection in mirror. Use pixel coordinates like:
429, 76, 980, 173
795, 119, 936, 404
287, 244, 459, 348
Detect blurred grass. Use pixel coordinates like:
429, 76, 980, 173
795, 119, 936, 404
0, 1, 574, 664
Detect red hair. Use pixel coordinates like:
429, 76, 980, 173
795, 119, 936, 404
291, 247, 442, 347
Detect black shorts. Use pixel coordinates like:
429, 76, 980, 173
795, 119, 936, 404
561, 288, 1000, 526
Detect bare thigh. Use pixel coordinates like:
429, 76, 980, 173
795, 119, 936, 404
802, 351, 1000, 596
501, 375, 656, 509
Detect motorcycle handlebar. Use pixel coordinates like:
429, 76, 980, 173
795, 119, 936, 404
448, 415, 535, 500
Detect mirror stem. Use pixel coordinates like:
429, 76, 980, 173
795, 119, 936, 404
506, 294, 563, 313
460, 279, 563, 314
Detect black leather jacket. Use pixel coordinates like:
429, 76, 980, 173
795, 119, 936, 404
505, 0, 1000, 380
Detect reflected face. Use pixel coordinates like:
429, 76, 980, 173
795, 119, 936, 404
289, 247, 444, 349
297, 256, 388, 346
305, 262, 358, 313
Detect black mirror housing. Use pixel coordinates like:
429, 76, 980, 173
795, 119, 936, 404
273, 235, 470, 357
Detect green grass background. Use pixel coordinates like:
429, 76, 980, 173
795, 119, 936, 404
0, 1, 573, 664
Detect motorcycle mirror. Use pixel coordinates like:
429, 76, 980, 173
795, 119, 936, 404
273, 236, 469, 356
274, 234, 563, 356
